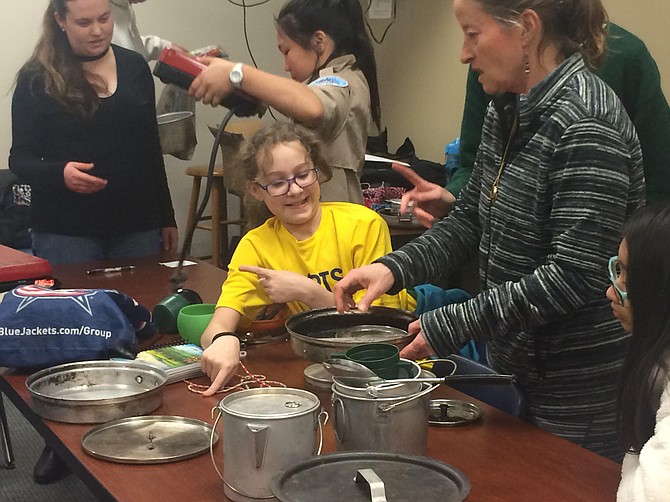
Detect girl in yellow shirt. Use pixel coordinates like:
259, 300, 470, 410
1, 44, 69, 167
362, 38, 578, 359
199, 121, 414, 395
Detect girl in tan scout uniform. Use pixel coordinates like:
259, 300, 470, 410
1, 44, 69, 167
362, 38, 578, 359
190, 0, 380, 204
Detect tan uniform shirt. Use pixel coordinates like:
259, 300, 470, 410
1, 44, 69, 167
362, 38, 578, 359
307, 55, 371, 204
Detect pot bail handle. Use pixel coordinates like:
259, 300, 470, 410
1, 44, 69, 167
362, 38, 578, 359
355, 468, 388, 502
332, 397, 347, 443
316, 409, 329, 455
378, 383, 437, 412
209, 406, 224, 481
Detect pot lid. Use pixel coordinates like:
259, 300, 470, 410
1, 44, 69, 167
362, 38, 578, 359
333, 324, 408, 343
81, 415, 217, 464
219, 387, 320, 419
429, 399, 482, 426
304, 363, 333, 390
271, 452, 470, 502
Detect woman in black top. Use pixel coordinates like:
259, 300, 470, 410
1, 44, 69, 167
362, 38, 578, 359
10, 0, 177, 264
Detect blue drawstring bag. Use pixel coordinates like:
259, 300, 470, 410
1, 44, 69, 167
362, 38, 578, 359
0, 286, 153, 368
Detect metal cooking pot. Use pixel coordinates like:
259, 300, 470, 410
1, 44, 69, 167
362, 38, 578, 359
157, 111, 195, 155
332, 381, 432, 455
218, 387, 327, 502
285, 306, 417, 363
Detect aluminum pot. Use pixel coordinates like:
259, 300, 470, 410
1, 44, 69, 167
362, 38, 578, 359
285, 306, 417, 363
26, 360, 167, 424
218, 387, 327, 502
156, 111, 195, 155
331, 380, 433, 456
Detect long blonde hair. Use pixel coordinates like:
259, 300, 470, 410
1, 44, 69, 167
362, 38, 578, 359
17, 0, 108, 117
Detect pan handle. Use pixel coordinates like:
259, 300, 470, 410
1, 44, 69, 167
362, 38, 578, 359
367, 374, 517, 396
442, 374, 516, 385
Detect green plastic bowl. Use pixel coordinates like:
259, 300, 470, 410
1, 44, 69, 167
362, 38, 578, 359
176, 304, 216, 345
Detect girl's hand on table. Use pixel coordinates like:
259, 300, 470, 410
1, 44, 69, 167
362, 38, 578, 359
201, 335, 241, 396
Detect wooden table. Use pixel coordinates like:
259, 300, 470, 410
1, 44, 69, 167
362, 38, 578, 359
0, 257, 621, 501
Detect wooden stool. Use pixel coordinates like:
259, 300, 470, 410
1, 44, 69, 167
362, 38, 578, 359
184, 165, 243, 268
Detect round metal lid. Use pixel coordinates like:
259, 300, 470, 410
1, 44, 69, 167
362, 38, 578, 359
333, 324, 408, 342
271, 452, 470, 502
304, 363, 333, 390
218, 387, 320, 419
429, 399, 482, 426
81, 415, 218, 464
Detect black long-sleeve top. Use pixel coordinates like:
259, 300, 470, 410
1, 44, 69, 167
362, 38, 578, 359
9, 45, 176, 238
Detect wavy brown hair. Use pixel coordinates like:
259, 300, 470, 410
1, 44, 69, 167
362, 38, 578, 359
17, 0, 108, 117
474, 0, 608, 69
236, 121, 333, 229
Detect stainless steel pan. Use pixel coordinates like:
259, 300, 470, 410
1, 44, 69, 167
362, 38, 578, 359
285, 306, 417, 363
26, 360, 167, 424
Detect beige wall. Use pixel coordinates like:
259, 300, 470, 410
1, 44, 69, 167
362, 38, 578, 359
0, 0, 284, 257
374, 0, 670, 162
1, 0, 668, 254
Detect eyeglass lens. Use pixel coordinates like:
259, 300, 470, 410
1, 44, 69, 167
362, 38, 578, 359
608, 258, 625, 304
265, 169, 317, 196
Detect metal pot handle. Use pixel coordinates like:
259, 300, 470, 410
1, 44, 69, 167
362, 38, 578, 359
332, 397, 347, 443
355, 469, 388, 502
247, 423, 270, 470
210, 406, 224, 481
378, 383, 437, 413
316, 409, 329, 455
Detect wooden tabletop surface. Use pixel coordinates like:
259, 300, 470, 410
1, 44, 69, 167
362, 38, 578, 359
0, 256, 621, 501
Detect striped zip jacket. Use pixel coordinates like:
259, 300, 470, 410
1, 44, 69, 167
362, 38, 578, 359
380, 53, 645, 459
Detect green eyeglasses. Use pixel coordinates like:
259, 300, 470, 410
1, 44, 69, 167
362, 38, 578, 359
608, 256, 628, 306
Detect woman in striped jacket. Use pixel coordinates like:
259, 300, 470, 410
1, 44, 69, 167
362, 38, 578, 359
335, 0, 644, 461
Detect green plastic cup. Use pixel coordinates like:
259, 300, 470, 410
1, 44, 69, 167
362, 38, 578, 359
332, 343, 401, 379
153, 288, 203, 334
177, 303, 216, 345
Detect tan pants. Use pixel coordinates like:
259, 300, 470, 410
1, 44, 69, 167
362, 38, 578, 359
319, 168, 364, 205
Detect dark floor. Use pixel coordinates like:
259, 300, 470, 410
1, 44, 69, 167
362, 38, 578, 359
0, 396, 95, 502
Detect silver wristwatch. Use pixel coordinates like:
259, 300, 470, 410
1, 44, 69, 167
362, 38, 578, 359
229, 63, 244, 89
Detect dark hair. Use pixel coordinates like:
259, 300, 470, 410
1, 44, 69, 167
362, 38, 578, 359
618, 203, 670, 453
236, 121, 333, 229
474, 0, 608, 69
17, 0, 106, 117
276, 0, 381, 128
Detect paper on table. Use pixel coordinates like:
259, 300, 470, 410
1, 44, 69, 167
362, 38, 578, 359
364, 154, 410, 167
160, 260, 197, 268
